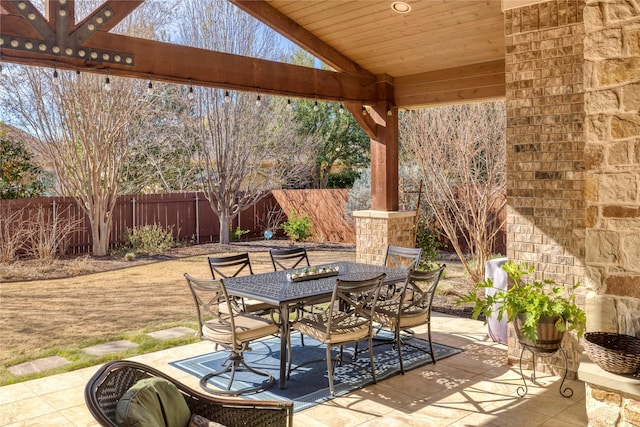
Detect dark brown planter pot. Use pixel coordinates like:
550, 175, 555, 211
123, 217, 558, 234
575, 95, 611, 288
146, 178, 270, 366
514, 314, 565, 354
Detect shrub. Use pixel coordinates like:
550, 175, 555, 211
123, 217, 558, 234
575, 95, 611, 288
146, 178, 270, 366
415, 216, 442, 270
28, 206, 82, 261
0, 209, 28, 264
282, 211, 313, 242
232, 227, 250, 241
125, 224, 176, 254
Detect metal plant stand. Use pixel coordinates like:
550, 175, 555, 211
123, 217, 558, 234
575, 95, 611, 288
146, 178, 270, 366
517, 344, 573, 398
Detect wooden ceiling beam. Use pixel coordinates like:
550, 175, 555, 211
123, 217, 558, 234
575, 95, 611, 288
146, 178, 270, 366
74, 1, 144, 35
395, 59, 506, 108
0, 17, 377, 102
230, 0, 372, 77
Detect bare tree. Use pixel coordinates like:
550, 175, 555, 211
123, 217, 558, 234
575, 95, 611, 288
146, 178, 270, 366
400, 101, 507, 282
180, 0, 315, 243
0, 2, 171, 255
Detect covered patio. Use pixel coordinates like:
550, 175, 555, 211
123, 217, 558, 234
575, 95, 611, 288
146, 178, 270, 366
0, 314, 588, 426
2, 0, 639, 425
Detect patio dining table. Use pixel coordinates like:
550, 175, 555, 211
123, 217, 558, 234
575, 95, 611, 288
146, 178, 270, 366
223, 261, 407, 389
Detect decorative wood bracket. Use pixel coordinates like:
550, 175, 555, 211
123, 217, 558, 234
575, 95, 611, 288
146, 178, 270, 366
0, 0, 139, 67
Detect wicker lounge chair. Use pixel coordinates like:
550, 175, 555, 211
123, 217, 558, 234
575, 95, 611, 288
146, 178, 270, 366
84, 359, 293, 427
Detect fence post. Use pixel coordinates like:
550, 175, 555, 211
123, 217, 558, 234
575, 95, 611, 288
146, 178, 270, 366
195, 193, 200, 244
52, 199, 57, 252
132, 197, 136, 229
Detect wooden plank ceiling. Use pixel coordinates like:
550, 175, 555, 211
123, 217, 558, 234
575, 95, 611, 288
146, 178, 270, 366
0, 0, 506, 109
233, 0, 506, 108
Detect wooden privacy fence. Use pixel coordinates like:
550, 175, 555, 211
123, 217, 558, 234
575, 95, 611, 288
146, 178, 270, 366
0, 190, 355, 255
272, 189, 355, 244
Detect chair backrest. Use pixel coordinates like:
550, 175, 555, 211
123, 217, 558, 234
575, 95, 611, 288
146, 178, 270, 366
269, 247, 310, 271
84, 360, 294, 427
208, 253, 253, 279
383, 244, 423, 270
324, 273, 386, 338
397, 265, 446, 320
184, 273, 236, 345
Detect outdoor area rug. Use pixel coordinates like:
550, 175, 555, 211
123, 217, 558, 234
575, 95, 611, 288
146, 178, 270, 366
170, 331, 463, 412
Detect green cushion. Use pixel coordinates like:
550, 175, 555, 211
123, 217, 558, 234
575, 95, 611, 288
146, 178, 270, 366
116, 377, 191, 427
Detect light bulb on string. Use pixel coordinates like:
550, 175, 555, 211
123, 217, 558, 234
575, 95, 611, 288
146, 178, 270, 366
362, 104, 367, 116
187, 80, 194, 100
338, 103, 344, 114
256, 95, 261, 106
104, 75, 111, 92
224, 90, 230, 103
146, 74, 153, 95
313, 100, 319, 111
286, 99, 292, 110
53, 68, 59, 85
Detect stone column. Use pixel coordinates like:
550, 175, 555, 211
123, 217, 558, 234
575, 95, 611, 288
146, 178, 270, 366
579, 3, 640, 422
353, 210, 416, 265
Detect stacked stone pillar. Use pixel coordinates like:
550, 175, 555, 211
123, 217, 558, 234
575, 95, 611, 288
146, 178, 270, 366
353, 210, 416, 265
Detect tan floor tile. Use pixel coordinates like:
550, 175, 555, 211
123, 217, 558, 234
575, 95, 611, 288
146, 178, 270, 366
22, 371, 87, 395
0, 396, 56, 425
554, 398, 588, 426
0, 382, 36, 405
356, 410, 460, 427
58, 405, 97, 427
490, 406, 557, 427
40, 385, 86, 411
3, 412, 75, 427
299, 401, 377, 427
454, 412, 503, 426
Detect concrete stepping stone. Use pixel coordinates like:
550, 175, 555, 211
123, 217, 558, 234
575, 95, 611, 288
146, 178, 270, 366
147, 326, 196, 340
9, 355, 71, 376
83, 339, 139, 356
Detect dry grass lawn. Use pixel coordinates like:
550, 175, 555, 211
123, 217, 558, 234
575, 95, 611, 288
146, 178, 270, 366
0, 242, 472, 385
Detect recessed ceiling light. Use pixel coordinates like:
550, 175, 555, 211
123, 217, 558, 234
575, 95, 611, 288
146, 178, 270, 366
391, 1, 411, 14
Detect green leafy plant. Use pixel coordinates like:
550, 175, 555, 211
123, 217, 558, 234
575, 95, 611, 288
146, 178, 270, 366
232, 226, 250, 241
415, 217, 442, 270
124, 224, 176, 254
282, 211, 313, 242
456, 260, 586, 343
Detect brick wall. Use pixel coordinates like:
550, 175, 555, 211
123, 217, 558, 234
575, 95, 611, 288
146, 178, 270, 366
505, 0, 588, 375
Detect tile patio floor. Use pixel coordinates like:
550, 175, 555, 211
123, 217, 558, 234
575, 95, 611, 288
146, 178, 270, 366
0, 313, 588, 426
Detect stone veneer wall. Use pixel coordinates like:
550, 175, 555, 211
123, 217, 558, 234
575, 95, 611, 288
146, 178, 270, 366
353, 210, 416, 265
581, 1, 640, 424
583, 0, 640, 334
504, 0, 588, 376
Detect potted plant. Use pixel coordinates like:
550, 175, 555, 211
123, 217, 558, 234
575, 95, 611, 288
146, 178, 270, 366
457, 260, 586, 352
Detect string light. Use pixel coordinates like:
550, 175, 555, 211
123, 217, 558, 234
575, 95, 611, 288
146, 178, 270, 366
104, 75, 111, 92
313, 100, 319, 111
146, 74, 153, 94
256, 94, 261, 106
338, 103, 344, 114
387, 105, 392, 116
224, 90, 230, 103
287, 99, 292, 110
187, 80, 194, 100
362, 104, 367, 116
53, 66, 59, 85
